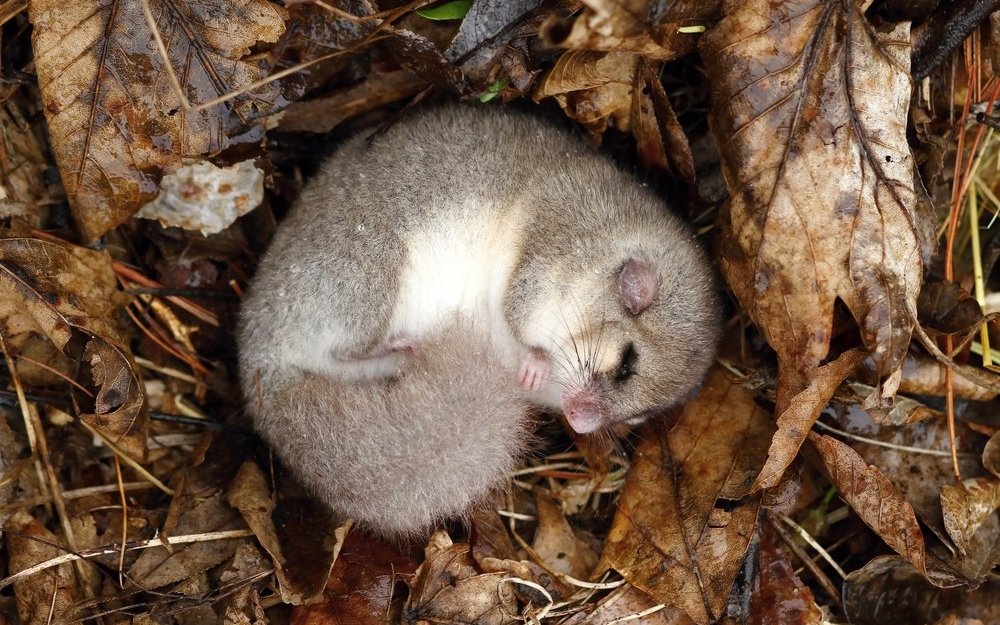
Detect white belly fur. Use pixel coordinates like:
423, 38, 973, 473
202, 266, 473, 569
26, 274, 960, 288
389, 200, 525, 363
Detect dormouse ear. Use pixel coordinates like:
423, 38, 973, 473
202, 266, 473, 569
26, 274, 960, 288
617, 259, 659, 315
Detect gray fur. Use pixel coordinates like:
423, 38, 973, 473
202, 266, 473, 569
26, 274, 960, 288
238, 105, 721, 536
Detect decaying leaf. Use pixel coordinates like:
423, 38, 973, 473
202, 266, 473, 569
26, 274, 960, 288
291, 531, 420, 625
541, 0, 720, 61
703, 0, 922, 397
808, 432, 927, 577
5, 512, 77, 625
940, 477, 1000, 555
29, 0, 288, 241
404, 531, 519, 625
228, 461, 348, 605
600, 367, 772, 625
219, 542, 272, 625
843, 556, 1000, 625
754, 348, 866, 491
0, 234, 147, 459
445, 0, 542, 63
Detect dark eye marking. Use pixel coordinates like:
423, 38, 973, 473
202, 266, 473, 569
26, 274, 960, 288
614, 342, 638, 383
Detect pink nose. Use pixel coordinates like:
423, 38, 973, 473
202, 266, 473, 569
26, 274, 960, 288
564, 406, 603, 434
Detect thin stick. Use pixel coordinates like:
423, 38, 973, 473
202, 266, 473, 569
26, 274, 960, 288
113, 262, 219, 327
812, 420, 978, 458
0, 529, 254, 590
0, 482, 153, 513
0, 329, 48, 497
114, 456, 127, 589
775, 513, 847, 579
606, 603, 668, 624
768, 514, 842, 608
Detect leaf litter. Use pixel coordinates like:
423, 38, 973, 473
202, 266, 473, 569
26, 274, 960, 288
0, 1, 999, 624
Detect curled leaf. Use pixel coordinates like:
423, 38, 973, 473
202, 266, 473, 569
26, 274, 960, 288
754, 348, 866, 491
0, 234, 147, 459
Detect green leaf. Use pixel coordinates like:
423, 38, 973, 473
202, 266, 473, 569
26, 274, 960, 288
478, 78, 508, 103
416, 0, 473, 21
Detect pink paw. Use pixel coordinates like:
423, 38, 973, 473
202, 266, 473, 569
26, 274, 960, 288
385, 336, 418, 354
518, 350, 550, 391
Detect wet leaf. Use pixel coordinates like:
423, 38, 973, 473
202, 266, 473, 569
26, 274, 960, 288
292, 531, 419, 625
541, 0, 720, 61
703, 0, 922, 394
747, 525, 822, 625
600, 367, 773, 625
29, 0, 288, 241
5, 512, 77, 625
404, 531, 519, 625
754, 348, 866, 491
0, 234, 147, 459
940, 477, 1000, 555
808, 433, 927, 576
563, 584, 695, 625
228, 461, 348, 605
843, 556, 1000, 625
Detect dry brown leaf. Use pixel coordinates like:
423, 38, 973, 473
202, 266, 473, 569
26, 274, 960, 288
754, 348, 865, 491
824, 403, 984, 548
563, 584, 695, 625
0, 234, 147, 459
127, 492, 244, 589
600, 367, 772, 625
404, 531, 519, 625
918, 280, 984, 337
541, 0, 720, 61
532, 490, 597, 579
703, 0, 922, 398
808, 432, 927, 576
5, 511, 77, 625
29, 0, 288, 241
292, 531, 420, 625
227, 460, 348, 605
940, 477, 1000, 556
843, 556, 1000, 625
747, 526, 822, 625
219, 542, 272, 625
535, 50, 638, 136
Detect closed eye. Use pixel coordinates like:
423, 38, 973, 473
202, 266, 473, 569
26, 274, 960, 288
613, 342, 638, 383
